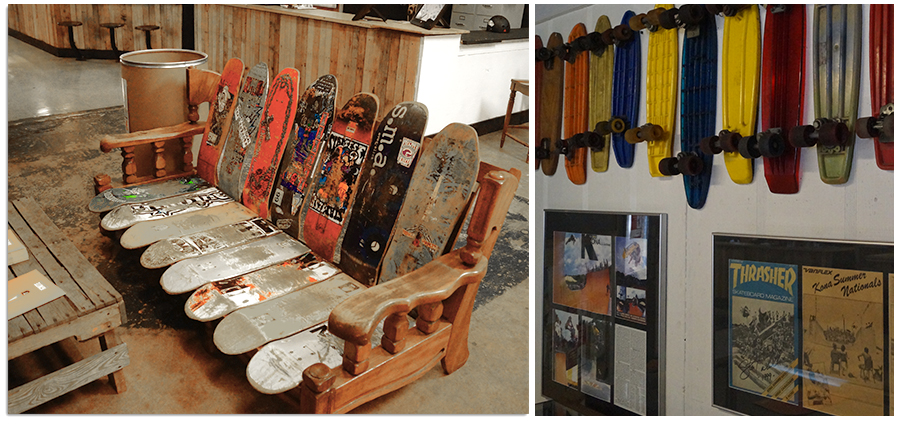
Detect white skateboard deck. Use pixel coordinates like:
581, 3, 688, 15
121, 202, 257, 250
100, 187, 233, 231
185, 252, 339, 322
139, 217, 279, 267
88, 176, 210, 213
160, 233, 310, 295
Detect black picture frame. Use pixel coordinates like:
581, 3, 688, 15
712, 233, 893, 416
541, 210, 667, 415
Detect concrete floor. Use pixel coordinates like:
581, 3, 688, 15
6, 35, 531, 415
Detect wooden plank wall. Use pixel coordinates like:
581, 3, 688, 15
8, 4, 182, 52
195, 4, 423, 116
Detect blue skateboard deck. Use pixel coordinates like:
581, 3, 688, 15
679, 12, 716, 209
611, 10, 641, 168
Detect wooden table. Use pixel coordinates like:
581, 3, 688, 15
7, 198, 129, 414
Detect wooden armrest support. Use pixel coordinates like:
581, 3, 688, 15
99, 122, 207, 153
328, 252, 487, 348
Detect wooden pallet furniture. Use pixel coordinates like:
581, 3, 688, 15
7, 198, 129, 414
95, 68, 520, 414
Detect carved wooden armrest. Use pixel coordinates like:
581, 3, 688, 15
328, 251, 487, 374
98, 122, 207, 186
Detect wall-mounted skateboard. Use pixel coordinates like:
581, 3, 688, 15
627, 4, 678, 177
699, 4, 760, 185
561, 23, 590, 185
658, 7, 716, 209
746, 4, 806, 194
610, 10, 641, 168
855, 4, 893, 170
790, 4, 862, 185
535, 35, 543, 171
587, 15, 614, 172
536, 32, 565, 176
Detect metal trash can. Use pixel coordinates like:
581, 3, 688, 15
119, 49, 208, 179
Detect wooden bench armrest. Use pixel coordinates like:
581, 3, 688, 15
328, 252, 487, 347
99, 122, 207, 153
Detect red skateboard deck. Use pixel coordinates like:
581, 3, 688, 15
564, 23, 589, 185
241, 67, 300, 219
269, 75, 338, 238
197, 58, 243, 185
868, 4, 893, 170
301, 93, 380, 263
761, 5, 806, 194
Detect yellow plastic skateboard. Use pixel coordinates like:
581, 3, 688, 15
589, 15, 614, 172
720, 5, 760, 184
627, 4, 678, 177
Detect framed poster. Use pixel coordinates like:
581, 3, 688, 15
712, 234, 893, 416
542, 210, 667, 415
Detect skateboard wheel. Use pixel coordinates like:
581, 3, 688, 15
883, 113, 894, 142
679, 4, 707, 25
595, 120, 612, 136
700, 135, 722, 155
758, 131, 786, 158
723, 5, 750, 17
628, 14, 647, 31
536, 47, 553, 62
613, 24, 634, 43
600, 29, 615, 46
678, 153, 704, 176
855, 116, 878, 139
609, 117, 627, 133
658, 8, 679, 29
642, 124, 664, 141
536, 138, 551, 160
646, 8, 665, 27
706, 5, 725, 16
573, 36, 590, 52
738, 134, 760, 159
586, 32, 606, 55
719, 131, 740, 153
624, 128, 641, 144
585, 132, 604, 150
658, 157, 680, 176
789, 125, 817, 148
818, 121, 849, 148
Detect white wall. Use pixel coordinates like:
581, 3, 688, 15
535, 4, 894, 415
417, 35, 530, 136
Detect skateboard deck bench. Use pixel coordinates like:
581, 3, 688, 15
93, 61, 520, 413
8, 198, 129, 414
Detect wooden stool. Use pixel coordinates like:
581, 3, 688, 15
100, 22, 125, 56
500, 79, 529, 161
136, 25, 160, 49
57, 21, 86, 61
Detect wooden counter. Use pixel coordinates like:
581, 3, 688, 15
195, 5, 467, 121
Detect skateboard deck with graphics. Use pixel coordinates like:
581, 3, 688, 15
185, 251, 339, 322
242, 67, 300, 219
588, 15, 614, 173
88, 176, 210, 213
536, 32, 565, 176
338, 102, 428, 286
611, 10, 641, 168
300, 93, 380, 263
700, 5, 760, 184
121, 201, 257, 250
269, 75, 338, 238
562, 23, 588, 184
213, 273, 366, 355
217, 63, 270, 201
160, 232, 310, 295
856, 4, 893, 170
790, 5, 861, 185
753, 4, 806, 194
140, 217, 279, 268
378, 123, 479, 284
196, 58, 243, 185
658, 9, 716, 209
100, 187, 233, 231
627, 4, 678, 177
535, 35, 542, 170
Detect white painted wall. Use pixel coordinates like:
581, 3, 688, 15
416, 35, 530, 136
535, 4, 894, 415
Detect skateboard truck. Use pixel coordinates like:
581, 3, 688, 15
581, 32, 609, 56
629, 7, 667, 32
659, 152, 704, 177
657, 4, 709, 36
856, 103, 894, 143
595, 117, 628, 138
558, 132, 604, 160
699, 130, 742, 155
738, 128, 787, 159
536, 45, 560, 70
535, 138, 554, 161
790, 118, 851, 149
706, 4, 752, 17
624, 123, 665, 144
600, 23, 636, 47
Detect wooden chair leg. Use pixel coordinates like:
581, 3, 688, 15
98, 330, 127, 393
500, 86, 517, 149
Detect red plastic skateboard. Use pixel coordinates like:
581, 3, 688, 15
242, 67, 300, 219
196, 58, 243, 185
855, 4, 894, 170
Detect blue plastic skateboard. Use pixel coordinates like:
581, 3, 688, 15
659, 9, 716, 209
610, 10, 642, 168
